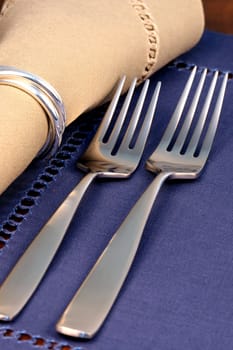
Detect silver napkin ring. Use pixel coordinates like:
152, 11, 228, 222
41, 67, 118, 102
0, 66, 66, 157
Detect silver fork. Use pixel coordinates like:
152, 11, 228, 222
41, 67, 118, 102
0, 76, 161, 321
56, 66, 228, 339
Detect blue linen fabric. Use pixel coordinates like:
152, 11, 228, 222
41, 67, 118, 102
0, 30, 233, 350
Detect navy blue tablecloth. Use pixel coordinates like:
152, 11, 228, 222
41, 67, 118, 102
0, 31, 233, 350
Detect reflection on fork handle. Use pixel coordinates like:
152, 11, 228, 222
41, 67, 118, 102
0, 172, 97, 321
56, 171, 171, 339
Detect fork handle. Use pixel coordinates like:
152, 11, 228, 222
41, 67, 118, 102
56, 171, 171, 339
0, 172, 97, 321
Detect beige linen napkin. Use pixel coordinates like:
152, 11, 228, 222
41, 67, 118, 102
0, 0, 204, 194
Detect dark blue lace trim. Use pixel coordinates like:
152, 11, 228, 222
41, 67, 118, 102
0, 326, 82, 349
168, 59, 233, 78
0, 108, 105, 253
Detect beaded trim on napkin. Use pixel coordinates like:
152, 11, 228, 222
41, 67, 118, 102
130, 0, 159, 81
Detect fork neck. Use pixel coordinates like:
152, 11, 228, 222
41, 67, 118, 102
146, 171, 172, 206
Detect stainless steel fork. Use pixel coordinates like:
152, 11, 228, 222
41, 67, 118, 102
0, 76, 161, 321
56, 67, 228, 339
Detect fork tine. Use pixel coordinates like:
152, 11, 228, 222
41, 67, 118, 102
98, 76, 126, 139
117, 79, 150, 151
159, 66, 197, 148
173, 68, 207, 152
199, 72, 228, 160
186, 70, 219, 155
106, 77, 137, 148
133, 82, 161, 155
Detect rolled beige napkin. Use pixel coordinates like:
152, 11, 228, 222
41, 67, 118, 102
0, 0, 204, 194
